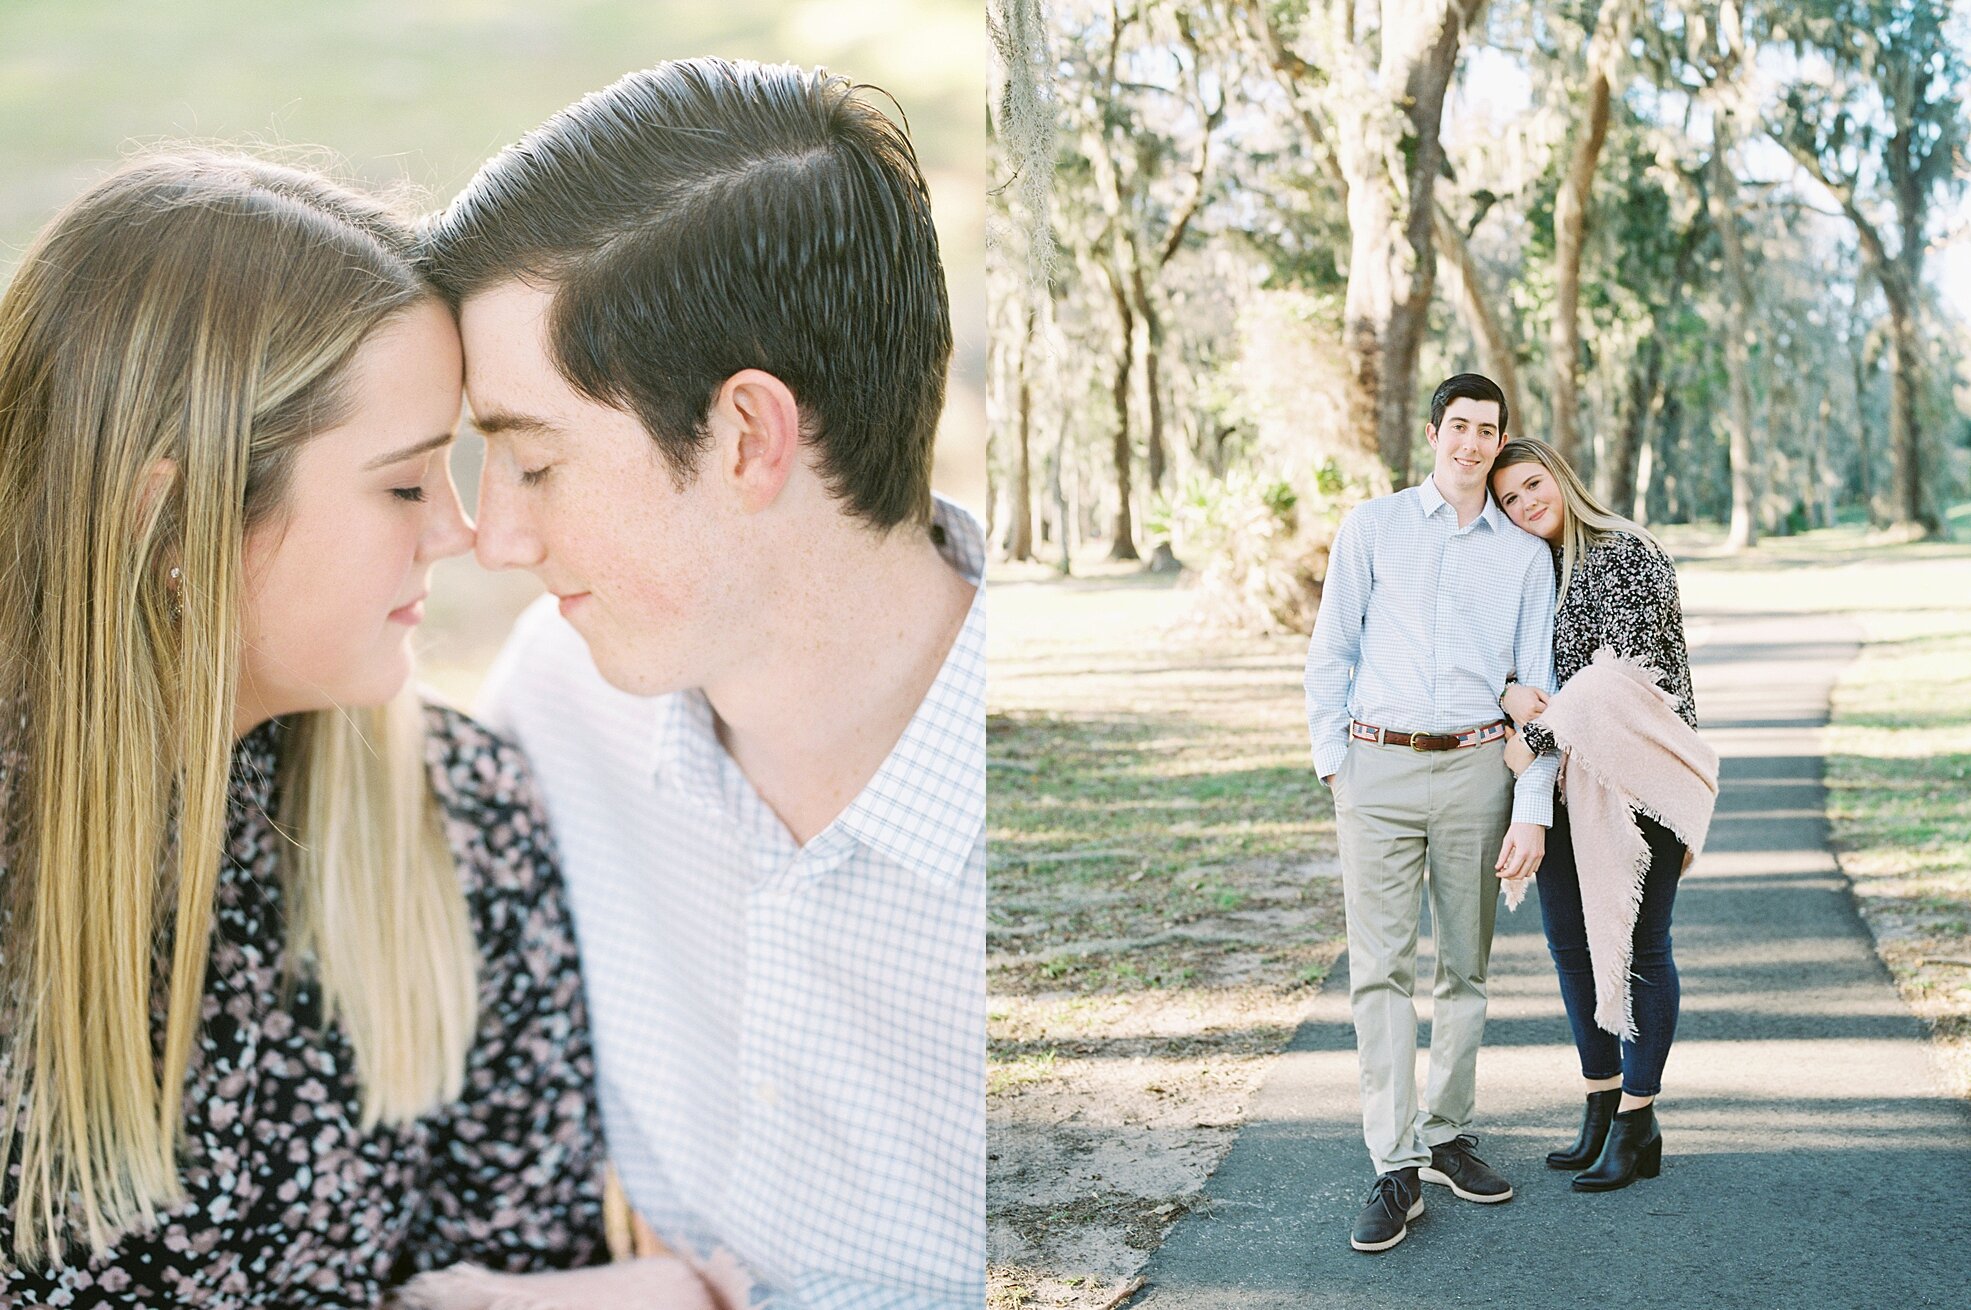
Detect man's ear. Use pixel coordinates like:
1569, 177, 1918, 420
708, 369, 802, 513
1423, 423, 1440, 451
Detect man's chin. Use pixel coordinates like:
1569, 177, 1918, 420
585, 639, 691, 700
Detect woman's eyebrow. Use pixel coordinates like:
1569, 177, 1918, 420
363, 432, 454, 470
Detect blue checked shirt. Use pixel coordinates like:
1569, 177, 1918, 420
478, 497, 985, 1310
1303, 477, 1559, 827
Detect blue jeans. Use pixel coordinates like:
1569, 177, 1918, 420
1537, 801, 1685, 1097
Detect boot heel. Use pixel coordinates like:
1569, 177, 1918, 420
1571, 1106, 1661, 1192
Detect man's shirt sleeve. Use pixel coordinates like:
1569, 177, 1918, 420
1510, 544, 1560, 826
1304, 509, 1372, 782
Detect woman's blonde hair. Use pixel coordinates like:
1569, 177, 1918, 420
1491, 436, 1663, 603
0, 151, 477, 1262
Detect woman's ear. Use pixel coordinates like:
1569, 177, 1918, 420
136, 456, 178, 528
707, 369, 802, 514
136, 457, 182, 586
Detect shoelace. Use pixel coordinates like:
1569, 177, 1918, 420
1366, 1173, 1414, 1209
1440, 1132, 1482, 1160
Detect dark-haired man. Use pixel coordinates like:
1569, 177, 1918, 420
1303, 373, 1557, 1254
406, 59, 982, 1310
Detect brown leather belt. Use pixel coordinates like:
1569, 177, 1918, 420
1349, 719, 1509, 751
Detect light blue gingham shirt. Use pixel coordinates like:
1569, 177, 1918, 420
1303, 477, 1560, 827
477, 496, 985, 1310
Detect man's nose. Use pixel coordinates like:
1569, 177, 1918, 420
474, 477, 545, 574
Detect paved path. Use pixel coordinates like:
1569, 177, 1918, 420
1129, 611, 1971, 1310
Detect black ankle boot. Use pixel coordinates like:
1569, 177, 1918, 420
1572, 1103, 1662, 1192
1547, 1089, 1621, 1170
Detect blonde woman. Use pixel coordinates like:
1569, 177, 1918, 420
1490, 438, 1699, 1193
0, 153, 607, 1300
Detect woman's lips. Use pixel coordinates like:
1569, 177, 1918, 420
387, 595, 426, 625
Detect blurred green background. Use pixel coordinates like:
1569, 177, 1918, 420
0, 0, 984, 702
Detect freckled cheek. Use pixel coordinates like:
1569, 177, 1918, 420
602, 560, 701, 634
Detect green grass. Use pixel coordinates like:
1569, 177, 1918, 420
988, 570, 1346, 1006
1824, 601, 1971, 1069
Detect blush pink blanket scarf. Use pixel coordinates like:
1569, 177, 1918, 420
1502, 648, 1720, 1040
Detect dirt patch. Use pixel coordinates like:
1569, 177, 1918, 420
987, 567, 1345, 1308
987, 979, 1330, 1308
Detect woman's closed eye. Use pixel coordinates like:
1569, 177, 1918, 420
390, 485, 428, 503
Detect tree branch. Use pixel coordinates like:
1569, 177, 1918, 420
1239, 0, 1347, 196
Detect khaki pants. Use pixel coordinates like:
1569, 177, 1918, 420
1332, 738, 1513, 1174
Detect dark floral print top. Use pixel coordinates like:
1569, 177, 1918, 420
0, 703, 608, 1306
1521, 530, 1698, 758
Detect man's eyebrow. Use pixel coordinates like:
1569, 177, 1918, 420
470, 410, 561, 438
362, 432, 454, 471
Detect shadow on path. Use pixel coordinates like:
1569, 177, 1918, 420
1128, 612, 1971, 1310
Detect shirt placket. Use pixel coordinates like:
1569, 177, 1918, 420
1431, 518, 1458, 727
735, 826, 857, 1156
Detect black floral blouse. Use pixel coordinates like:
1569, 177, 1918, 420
1521, 530, 1697, 757
1, 703, 608, 1306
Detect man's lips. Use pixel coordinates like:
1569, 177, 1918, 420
555, 591, 591, 618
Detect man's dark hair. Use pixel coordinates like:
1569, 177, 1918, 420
421, 58, 951, 529
1428, 373, 1509, 435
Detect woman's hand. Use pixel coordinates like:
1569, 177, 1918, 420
1503, 727, 1534, 777
1495, 821, 1546, 881
1501, 682, 1547, 724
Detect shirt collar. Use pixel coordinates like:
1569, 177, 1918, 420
1415, 476, 1502, 533
647, 686, 723, 810
1416, 475, 1449, 518
821, 496, 986, 883
929, 492, 986, 585
831, 571, 984, 884
646, 496, 986, 884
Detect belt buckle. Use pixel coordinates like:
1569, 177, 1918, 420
1410, 734, 1432, 752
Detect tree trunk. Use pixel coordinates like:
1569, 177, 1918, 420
1632, 416, 1656, 523
1432, 202, 1523, 428
1603, 189, 1702, 514
1331, 2, 1481, 487
1134, 278, 1181, 572
1141, 292, 1168, 494
1549, 12, 1617, 463
1882, 288, 1934, 535
1849, 273, 1877, 522
1814, 392, 1836, 528
1708, 112, 1758, 552
1007, 325, 1035, 561
1048, 410, 1072, 573
1107, 348, 1138, 562
1103, 253, 1140, 561
1604, 346, 1656, 514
